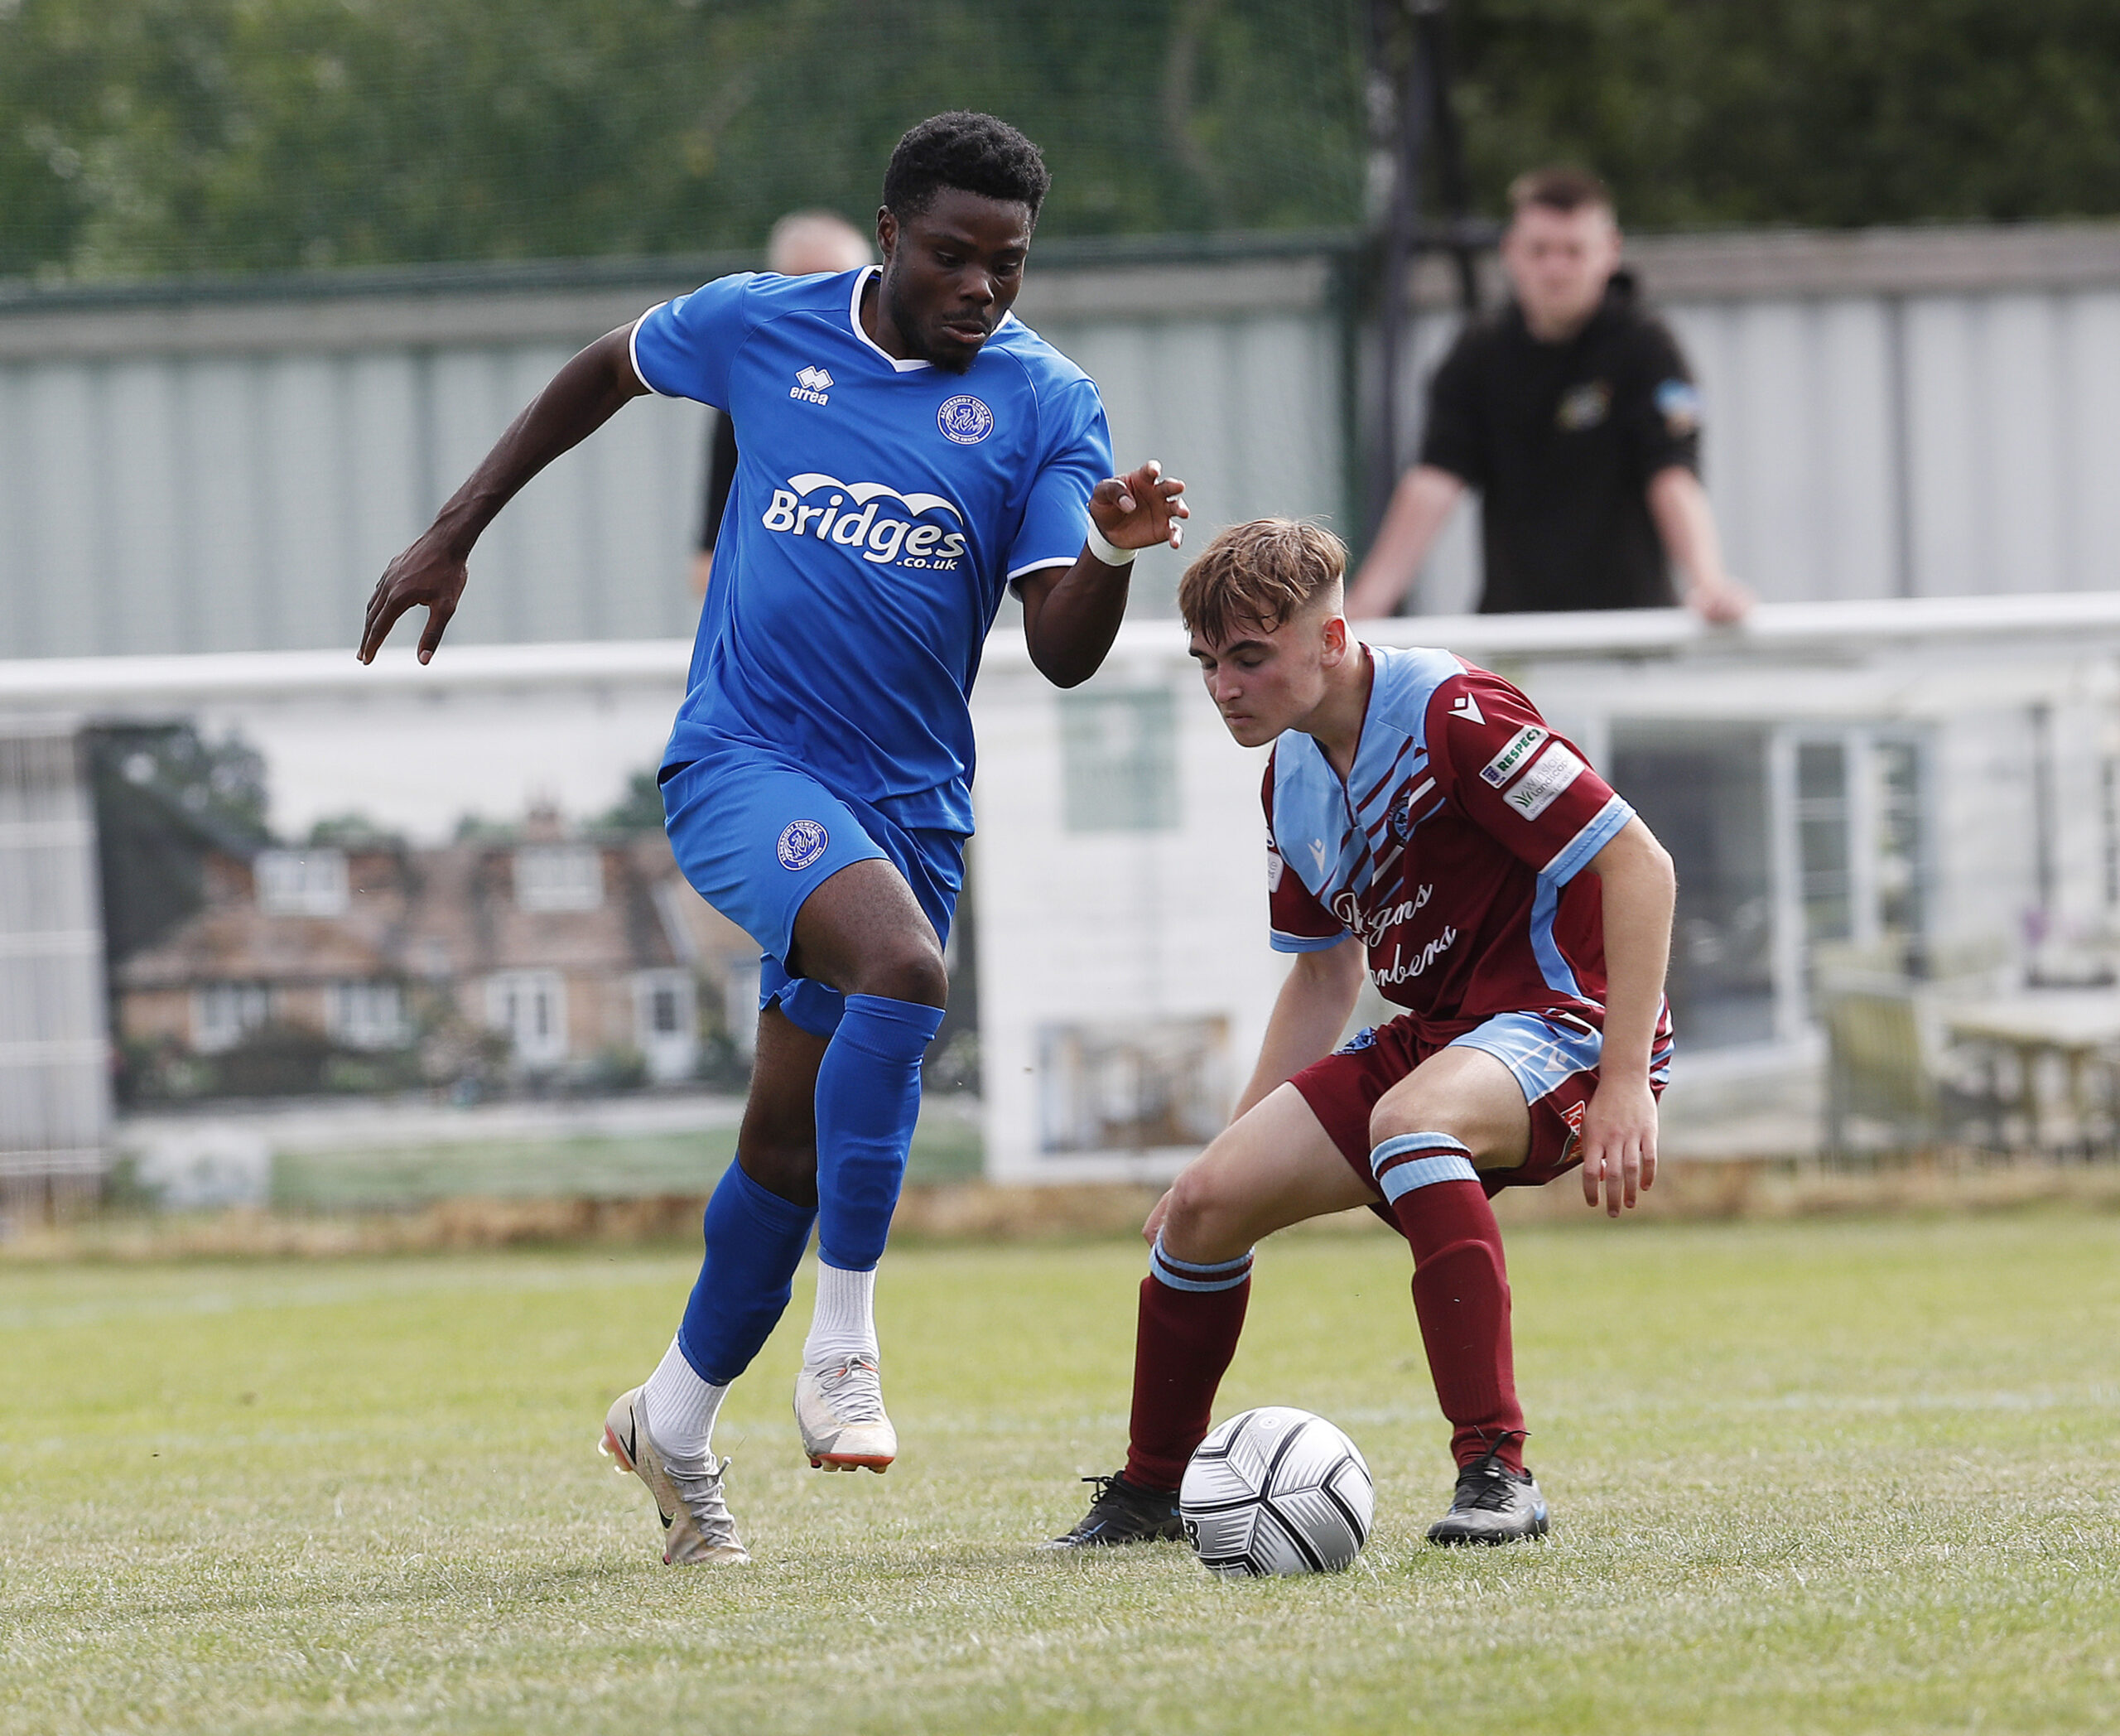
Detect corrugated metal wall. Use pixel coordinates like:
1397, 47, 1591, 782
7, 225, 2120, 658
0, 253, 1346, 657
0, 722, 108, 1209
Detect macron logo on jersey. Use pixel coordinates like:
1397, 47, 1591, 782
1448, 692, 1486, 726
791, 365, 833, 405
760, 473, 969, 569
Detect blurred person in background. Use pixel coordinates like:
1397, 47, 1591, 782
1348, 166, 1751, 624
691, 211, 876, 597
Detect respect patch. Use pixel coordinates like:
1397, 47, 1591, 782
1480, 725, 1548, 788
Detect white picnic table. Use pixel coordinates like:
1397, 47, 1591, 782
1938, 989, 2120, 1146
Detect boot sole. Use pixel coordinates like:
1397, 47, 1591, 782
807, 1451, 893, 1473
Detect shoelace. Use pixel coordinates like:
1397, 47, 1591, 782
1079, 1473, 1122, 1509
817, 1354, 886, 1424
1455, 1434, 1530, 1512
666, 1454, 740, 1542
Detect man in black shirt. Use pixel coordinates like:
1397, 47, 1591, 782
1348, 166, 1750, 622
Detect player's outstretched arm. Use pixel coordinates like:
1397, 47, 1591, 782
1017, 460, 1188, 688
1576, 817, 1677, 1217
359, 326, 650, 663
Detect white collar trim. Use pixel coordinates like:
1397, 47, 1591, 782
847, 267, 933, 373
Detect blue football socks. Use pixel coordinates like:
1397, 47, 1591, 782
812, 992, 944, 1272
676, 1158, 817, 1388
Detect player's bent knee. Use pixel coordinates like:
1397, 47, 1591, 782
1367, 1091, 1472, 1155
853, 943, 950, 1010
1159, 1160, 1252, 1261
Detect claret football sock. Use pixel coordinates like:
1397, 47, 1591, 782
643, 1333, 729, 1462
1122, 1235, 1255, 1492
1369, 1131, 1529, 1474
802, 1259, 879, 1372
812, 992, 945, 1272
675, 1157, 817, 1391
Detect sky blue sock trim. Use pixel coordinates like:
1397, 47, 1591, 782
1376, 1152, 1480, 1203
1149, 1233, 1254, 1293
1370, 1131, 1479, 1205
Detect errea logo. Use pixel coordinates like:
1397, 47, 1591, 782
791, 365, 833, 406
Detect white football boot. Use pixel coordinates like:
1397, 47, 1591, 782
599, 1386, 749, 1565
793, 1353, 896, 1472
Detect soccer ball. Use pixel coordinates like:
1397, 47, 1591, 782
1179, 1406, 1375, 1577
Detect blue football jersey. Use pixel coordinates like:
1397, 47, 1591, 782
632, 267, 1114, 835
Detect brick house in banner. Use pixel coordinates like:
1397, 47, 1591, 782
116, 817, 758, 1089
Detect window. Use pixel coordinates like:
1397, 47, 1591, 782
255, 849, 349, 916
633, 969, 698, 1083
1609, 727, 1774, 1049
485, 970, 568, 1068
513, 846, 604, 912
1787, 729, 1930, 951
1873, 738, 1925, 938
1795, 741, 1853, 943
1058, 690, 1178, 832
326, 980, 406, 1050
194, 982, 273, 1053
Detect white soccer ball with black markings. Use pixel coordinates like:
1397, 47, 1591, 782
1179, 1406, 1375, 1577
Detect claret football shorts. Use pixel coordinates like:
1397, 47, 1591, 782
660, 739, 964, 1039
1292, 1008, 1675, 1201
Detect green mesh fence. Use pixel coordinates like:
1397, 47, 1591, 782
0, 0, 1368, 280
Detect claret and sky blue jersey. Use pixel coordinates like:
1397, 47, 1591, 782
1265, 644, 1667, 1046
630, 266, 1114, 836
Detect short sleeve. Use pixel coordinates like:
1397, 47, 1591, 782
1415, 330, 1487, 487
630, 273, 757, 408
1263, 760, 1349, 952
1621, 317, 1702, 479
1007, 379, 1114, 582
1429, 670, 1632, 883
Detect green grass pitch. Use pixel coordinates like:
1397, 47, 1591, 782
4, 1209, 2117, 1734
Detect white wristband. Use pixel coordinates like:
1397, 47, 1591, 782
1084, 521, 1138, 568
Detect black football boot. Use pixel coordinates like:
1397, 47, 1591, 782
1425, 1436, 1550, 1546
1041, 1472, 1186, 1548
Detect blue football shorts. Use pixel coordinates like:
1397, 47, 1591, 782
660, 740, 965, 1039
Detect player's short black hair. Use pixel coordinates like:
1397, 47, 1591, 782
882, 112, 1050, 224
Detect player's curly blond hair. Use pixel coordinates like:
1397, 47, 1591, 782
1178, 518, 1348, 644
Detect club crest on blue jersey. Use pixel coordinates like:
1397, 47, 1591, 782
937, 394, 994, 445
777, 819, 830, 870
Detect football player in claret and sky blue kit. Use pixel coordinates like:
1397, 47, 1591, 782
359, 113, 1187, 1565
1048, 518, 1674, 1552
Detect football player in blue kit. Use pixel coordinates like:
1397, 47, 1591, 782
359, 113, 1187, 1565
